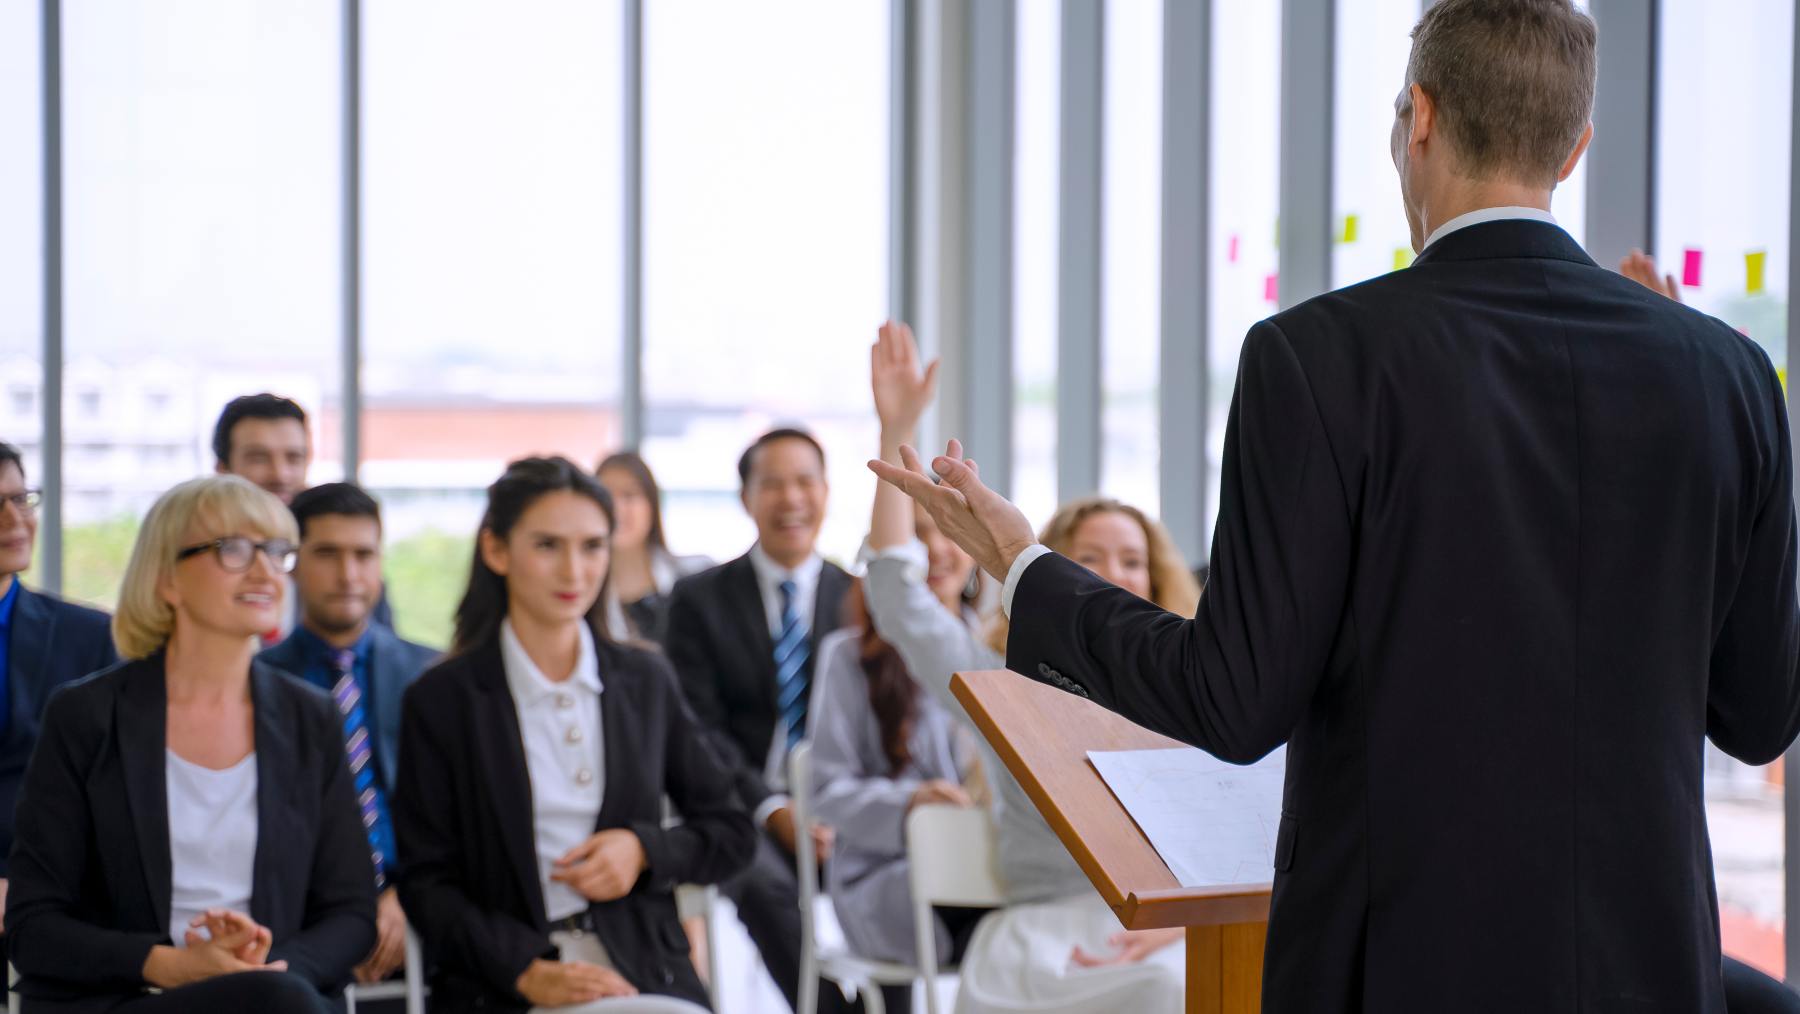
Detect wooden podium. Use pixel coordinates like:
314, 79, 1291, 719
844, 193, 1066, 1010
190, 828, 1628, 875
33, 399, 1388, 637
950, 669, 1272, 1014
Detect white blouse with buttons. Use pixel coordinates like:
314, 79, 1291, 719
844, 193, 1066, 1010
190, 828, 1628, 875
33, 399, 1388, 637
500, 618, 605, 923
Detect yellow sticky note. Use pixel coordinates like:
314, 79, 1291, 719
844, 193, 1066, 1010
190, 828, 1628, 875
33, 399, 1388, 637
1779, 367, 1788, 393
1747, 251, 1767, 294
1341, 215, 1360, 244
1392, 247, 1413, 272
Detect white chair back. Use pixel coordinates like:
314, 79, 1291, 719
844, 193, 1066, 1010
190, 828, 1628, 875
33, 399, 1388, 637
906, 804, 1004, 1014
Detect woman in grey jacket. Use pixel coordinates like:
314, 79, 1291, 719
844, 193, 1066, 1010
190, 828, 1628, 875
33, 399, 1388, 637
860, 322, 1202, 1014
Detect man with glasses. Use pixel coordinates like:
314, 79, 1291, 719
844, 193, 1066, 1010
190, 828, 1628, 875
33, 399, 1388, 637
0, 441, 117, 949
260, 482, 436, 987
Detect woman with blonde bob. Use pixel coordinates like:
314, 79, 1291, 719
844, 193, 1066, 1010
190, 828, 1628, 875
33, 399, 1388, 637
861, 321, 1201, 1014
6, 476, 375, 1014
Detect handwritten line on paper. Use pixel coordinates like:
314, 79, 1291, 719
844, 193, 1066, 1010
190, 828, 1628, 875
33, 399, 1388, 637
1087, 746, 1287, 889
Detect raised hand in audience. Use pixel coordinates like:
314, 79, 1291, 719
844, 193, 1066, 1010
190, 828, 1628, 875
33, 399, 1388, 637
908, 779, 974, 811
515, 958, 639, 1006
142, 909, 288, 988
354, 887, 409, 984
552, 828, 649, 903
1068, 926, 1185, 968
873, 319, 940, 437
1619, 249, 1682, 302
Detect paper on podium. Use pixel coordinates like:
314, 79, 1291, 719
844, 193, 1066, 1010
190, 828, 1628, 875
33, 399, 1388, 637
1087, 746, 1286, 889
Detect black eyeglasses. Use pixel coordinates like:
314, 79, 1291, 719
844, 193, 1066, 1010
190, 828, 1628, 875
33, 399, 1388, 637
0, 489, 42, 514
176, 536, 298, 574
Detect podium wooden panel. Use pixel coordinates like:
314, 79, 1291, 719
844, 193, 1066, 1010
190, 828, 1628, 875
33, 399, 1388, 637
950, 669, 1271, 1014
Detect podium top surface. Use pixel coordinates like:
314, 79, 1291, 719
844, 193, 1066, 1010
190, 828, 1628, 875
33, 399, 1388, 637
951, 668, 1272, 930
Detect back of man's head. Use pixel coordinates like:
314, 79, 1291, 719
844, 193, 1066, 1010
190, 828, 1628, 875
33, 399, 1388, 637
1408, 0, 1596, 188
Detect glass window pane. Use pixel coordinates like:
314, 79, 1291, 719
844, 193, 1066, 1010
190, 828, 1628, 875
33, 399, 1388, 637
1099, 0, 1162, 514
1014, 0, 1060, 531
1, 0, 42, 507
363, 0, 624, 651
1206, 0, 1281, 545
642, 0, 887, 567
1331, 0, 1419, 289
1657, 0, 1794, 976
62, 1, 342, 610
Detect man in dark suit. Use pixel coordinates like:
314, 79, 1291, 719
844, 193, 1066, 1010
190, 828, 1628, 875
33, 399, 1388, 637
874, 2, 1800, 1011
0, 441, 117, 952
261, 482, 436, 987
664, 427, 852, 1012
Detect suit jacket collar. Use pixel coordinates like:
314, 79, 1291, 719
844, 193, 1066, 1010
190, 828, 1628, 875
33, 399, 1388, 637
813, 561, 850, 639
8, 586, 53, 752
468, 639, 551, 928
114, 655, 298, 939
724, 555, 777, 684
1412, 218, 1597, 270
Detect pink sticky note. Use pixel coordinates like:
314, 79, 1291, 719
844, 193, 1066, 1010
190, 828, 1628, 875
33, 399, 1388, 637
1263, 274, 1279, 303
1228, 234, 1241, 263
1682, 248, 1703, 288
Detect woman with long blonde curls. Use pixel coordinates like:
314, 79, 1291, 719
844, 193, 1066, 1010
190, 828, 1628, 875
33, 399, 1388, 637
862, 321, 1202, 1014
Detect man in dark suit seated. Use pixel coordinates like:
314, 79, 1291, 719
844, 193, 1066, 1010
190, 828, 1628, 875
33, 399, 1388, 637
260, 482, 437, 987
874, 2, 1800, 1010
0, 441, 118, 954
664, 428, 853, 1012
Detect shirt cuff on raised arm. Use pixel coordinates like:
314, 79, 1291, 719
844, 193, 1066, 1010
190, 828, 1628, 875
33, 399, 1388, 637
1001, 544, 1055, 618
753, 793, 792, 831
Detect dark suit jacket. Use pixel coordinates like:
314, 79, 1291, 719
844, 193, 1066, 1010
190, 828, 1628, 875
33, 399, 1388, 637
0, 585, 117, 877
663, 553, 852, 812
1007, 220, 1800, 1014
5, 654, 376, 1011
260, 622, 439, 799
392, 632, 756, 1013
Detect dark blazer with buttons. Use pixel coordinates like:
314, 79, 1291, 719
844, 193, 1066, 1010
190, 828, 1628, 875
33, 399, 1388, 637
5, 653, 377, 1012
1007, 220, 1800, 1013
392, 630, 756, 1012
661, 553, 851, 811
0, 584, 118, 877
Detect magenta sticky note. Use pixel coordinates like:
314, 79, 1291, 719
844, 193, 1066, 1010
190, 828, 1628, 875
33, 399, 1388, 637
1228, 234, 1241, 263
1682, 248, 1703, 288
1263, 274, 1279, 303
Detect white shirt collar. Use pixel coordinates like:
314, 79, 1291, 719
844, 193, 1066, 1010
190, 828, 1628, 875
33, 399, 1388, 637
500, 618, 603, 706
1422, 205, 1559, 253
748, 543, 823, 595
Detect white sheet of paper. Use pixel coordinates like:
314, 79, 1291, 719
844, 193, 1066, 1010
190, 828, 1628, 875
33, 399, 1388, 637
1086, 745, 1287, 888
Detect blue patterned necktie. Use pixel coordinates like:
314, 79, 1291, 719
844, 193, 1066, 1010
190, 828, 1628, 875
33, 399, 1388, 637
329, 648, 393, 890
773, 579, 811, 750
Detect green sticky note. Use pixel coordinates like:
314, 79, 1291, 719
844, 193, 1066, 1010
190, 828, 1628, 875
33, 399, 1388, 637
1341, 215, 1359, 244
1747, 250, 1768, 295
1392, 247, 1413, 272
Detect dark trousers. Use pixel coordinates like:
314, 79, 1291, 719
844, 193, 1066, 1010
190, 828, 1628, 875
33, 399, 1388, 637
1726, 956, 1800, 1014
718, 830, 859, 1014
29, 972, 335, 1014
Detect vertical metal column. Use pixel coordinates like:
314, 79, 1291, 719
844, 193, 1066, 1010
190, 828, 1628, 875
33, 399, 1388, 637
1057, 0, 1103, 503
620, 0, 645, 450
961, 0, 1015, 486
341, 0, 363, 479
1784, 0, 1800, 983
41, 0, 63, 593
1160, 0, 1211, 563
1279, 0, 1332, 308
1585, 0, 1657, 268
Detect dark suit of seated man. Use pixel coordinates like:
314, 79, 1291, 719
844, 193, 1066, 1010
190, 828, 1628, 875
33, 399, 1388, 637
0, 442, 119, 954
663, 428, 854, 1012
260, 482, 437, 986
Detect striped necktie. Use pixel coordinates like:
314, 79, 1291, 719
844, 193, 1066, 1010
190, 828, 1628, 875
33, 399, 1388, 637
774, 579, 811, 750
329, 648, 392, 890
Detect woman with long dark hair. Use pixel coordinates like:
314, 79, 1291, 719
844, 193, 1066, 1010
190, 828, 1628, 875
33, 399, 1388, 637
392, 456, 754, 1013
807, 531, 989, 1013
594, 452, 711, 644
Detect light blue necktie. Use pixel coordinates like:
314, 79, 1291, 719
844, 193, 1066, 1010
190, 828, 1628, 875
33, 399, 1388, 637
773, 579, 811, 749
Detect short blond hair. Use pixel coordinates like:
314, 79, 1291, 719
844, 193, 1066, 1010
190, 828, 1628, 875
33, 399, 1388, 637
113, 475, 298, 660
986, 497, 1202, 655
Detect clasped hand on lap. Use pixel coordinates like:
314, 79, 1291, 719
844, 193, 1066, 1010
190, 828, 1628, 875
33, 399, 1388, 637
141, 908, 286, 987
